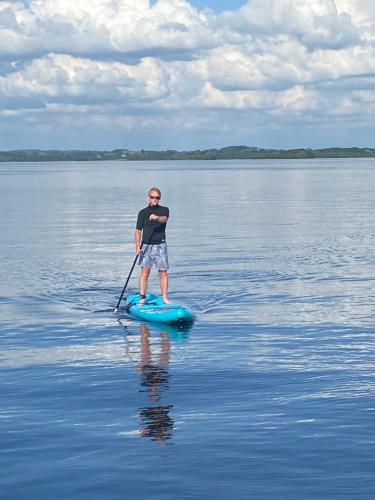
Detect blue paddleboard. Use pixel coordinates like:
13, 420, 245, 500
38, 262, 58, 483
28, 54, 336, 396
125, 293, 195, 325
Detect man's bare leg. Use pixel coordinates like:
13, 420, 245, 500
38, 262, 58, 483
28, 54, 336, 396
159, 270, 171, 304
139, 267, 151, 303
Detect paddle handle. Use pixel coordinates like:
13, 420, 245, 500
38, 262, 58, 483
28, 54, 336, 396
114, 248, 142, 312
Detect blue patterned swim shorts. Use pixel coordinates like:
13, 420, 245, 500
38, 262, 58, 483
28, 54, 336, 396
139, 243, 169, 270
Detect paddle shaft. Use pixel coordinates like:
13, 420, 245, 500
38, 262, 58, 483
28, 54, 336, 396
114, 247, 142, 311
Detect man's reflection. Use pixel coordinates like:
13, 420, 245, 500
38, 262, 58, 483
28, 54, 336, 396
137, 322, 174, 442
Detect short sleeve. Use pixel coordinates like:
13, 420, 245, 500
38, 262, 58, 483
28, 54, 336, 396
136, 210, 144, 230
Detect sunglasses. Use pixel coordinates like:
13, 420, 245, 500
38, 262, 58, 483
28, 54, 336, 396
149, 195, 160, 200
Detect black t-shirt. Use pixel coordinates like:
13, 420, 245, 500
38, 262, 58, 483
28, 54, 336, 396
136, 205, 169, 244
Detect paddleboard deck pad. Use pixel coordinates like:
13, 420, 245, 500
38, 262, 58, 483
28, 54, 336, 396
125, 293, 195, 325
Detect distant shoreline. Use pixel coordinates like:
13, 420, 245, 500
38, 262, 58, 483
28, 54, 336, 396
1, 146, 375, 162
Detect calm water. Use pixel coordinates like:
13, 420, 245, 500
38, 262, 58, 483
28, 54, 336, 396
1, 159, 375, 499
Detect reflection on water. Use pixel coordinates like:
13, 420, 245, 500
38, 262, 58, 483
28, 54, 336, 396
138, 323, 170, 403
137, 323, 173, 442
0, 317, 189, 369
139, 405, 173, 442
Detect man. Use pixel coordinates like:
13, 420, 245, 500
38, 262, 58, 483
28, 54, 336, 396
135, 187, 171, 304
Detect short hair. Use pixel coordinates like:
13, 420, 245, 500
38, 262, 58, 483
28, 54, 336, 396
148, 187, 161, 197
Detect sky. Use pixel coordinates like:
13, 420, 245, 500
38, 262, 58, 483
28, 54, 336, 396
0, 0, 375, 151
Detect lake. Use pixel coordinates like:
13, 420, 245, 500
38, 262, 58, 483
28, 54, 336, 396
1, 158, 375, 499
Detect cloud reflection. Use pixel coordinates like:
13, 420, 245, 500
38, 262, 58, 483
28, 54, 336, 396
0, 341, 130, 368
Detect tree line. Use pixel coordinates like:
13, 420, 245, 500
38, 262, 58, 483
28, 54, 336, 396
1, 146, 375, 162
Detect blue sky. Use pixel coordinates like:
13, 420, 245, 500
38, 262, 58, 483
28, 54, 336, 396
150, 0, 246, 12
182, 0, 246, 12
0, 0, 374, 151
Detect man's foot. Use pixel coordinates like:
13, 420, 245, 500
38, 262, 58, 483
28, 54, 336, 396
139, 294, 146, 305
162, 296, 172, 304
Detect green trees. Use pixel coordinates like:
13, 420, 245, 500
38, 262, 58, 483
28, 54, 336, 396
1, 146, 375, 162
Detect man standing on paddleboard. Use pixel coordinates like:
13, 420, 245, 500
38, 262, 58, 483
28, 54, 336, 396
135, 187, 171, 305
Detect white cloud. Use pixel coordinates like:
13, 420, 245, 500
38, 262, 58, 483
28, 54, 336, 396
220, 0, 359, 49
0, 0, 374, 149
0, 53, 170, 103
0, 0, 214, 58
193, 81, 320, 114
336, 1, 375, 27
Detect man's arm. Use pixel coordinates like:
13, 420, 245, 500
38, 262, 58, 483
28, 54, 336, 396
149, 214, 168, 223
135, 228, 142, 254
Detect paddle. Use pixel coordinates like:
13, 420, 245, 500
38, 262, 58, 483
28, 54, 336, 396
114, 248, 142, 312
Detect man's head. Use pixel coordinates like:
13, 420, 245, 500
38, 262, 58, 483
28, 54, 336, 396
148, 187, 161, 206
